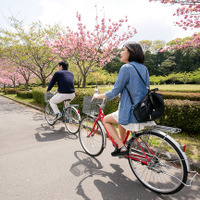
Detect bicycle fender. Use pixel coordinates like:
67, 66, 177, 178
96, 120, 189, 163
150, 129, 190, 172
70, 106, 81, 121
97, 120, 107, 148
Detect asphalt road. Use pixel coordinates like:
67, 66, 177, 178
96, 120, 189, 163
0, 95, 199, 200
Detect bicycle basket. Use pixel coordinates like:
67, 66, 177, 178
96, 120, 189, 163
44, 92, 54, 103
82, 96, 107, 115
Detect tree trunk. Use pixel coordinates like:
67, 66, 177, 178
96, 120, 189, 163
82, 75, 87, 88
42, 79, 46, 88
77, 77, 82, 88
25, 81, 29, 91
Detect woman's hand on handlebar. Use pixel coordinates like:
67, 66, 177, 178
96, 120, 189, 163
93, 93, 106, 99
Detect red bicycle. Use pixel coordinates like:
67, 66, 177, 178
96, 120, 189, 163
78, 96, 198, 195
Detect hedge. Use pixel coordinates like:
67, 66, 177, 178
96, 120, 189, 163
161, 91, 200, 101
4, 88, 18, 94
32, 88, 46, 106
17, 91, 33, 98
157, 100, 200, 136
32, 88, 200, 136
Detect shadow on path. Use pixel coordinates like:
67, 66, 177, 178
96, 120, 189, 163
70, 151, 200, 200
69, 151, 163, 200
34, 123, 78, 142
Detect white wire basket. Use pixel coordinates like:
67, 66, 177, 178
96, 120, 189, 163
82, 96, 107, 115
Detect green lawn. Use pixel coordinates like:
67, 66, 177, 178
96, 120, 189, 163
169, 133, 200, 163
77, 84, 200, 93
150, 84, 200, 92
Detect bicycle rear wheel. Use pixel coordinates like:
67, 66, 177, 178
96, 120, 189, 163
128, 131, 188, 194
45, 102, 56, 125
63, 106, 81, 134
79, 116, 105, 156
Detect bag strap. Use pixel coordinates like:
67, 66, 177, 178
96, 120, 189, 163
126, 86, 134, 106
130, 63, 149, 90
125, 63, 149, 107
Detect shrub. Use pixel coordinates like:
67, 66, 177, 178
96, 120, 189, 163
161, 92, 200, 101
157, 100, 200, 136
17, 85, 26, 90
32, 88, 46, 106
4, 88, 17, 94
17, 91, 33, 98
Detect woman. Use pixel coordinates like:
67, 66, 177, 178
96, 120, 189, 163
94, 41, 155, 156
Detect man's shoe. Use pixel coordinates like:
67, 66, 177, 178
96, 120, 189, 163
111, 146, 128, 157
54, 113, 62, 121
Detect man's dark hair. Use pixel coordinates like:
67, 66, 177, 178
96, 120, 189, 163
58, 60, 69, 70
124, 42, 145, 64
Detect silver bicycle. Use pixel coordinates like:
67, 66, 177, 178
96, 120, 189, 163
44, 92, 81, 134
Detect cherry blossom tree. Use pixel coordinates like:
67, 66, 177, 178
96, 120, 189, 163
17, 66, 35, 90
0, 58, 34, 90
0, 59, 22, 88
159, 31, 200, 51
149, 0, 200, 50
46, 11, 137, 87
149, 0, 200, 30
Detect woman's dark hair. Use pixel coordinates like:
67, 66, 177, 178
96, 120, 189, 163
58, 60, 69, 70
124, 42, 145, 64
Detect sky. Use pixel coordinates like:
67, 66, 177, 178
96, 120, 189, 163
0, 0, 199, 43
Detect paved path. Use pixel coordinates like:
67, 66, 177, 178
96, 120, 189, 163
0, 95, 199, 200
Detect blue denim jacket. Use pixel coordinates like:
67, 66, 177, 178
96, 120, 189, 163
106, 61, 149, 125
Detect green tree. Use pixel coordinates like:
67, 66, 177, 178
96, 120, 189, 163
160, 56, 176, 76
151, 40, 166, 54
103, 55, 123, 73
0, 17, 62, 87
139, 40, 152, 52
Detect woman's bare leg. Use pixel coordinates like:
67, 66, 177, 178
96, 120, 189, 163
102, 114, 124, 149
118, 124, 126, 142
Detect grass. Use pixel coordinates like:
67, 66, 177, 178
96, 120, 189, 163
170, 133, 200, 163
76, 84, 200, 93
150, 84, 200, 92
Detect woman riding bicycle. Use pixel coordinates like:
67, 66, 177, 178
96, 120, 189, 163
94, 42, 155, 156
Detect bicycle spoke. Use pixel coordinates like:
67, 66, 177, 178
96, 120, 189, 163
45, 103, 56, 125
79, 116, 105, 156
64, 106, 80, 134
128, 131, 188, 194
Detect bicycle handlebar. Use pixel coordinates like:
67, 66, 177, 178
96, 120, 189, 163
90, 89, 106, 109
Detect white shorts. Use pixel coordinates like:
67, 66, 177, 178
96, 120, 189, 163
112, 110, 156, 131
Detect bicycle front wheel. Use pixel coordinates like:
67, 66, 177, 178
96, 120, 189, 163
45, 102, 56, 125
128, 131, 188, 194
63, 106, 81, 134
79, 116, 105, 156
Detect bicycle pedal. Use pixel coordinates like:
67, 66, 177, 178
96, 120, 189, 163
118, 155, 127, 159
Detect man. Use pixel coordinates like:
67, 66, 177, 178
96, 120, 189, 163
46, 60, 75, 121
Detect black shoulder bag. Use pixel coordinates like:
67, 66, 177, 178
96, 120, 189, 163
126, 64, 164, 122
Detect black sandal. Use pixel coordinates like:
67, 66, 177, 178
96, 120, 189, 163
111, 146, 128, 157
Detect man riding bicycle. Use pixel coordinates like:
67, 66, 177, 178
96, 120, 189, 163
46, 60, 75, 122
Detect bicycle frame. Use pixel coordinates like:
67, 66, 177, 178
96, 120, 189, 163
91, 106, 150, 162
88, 107, 183, 168
93, 107, 123, 148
